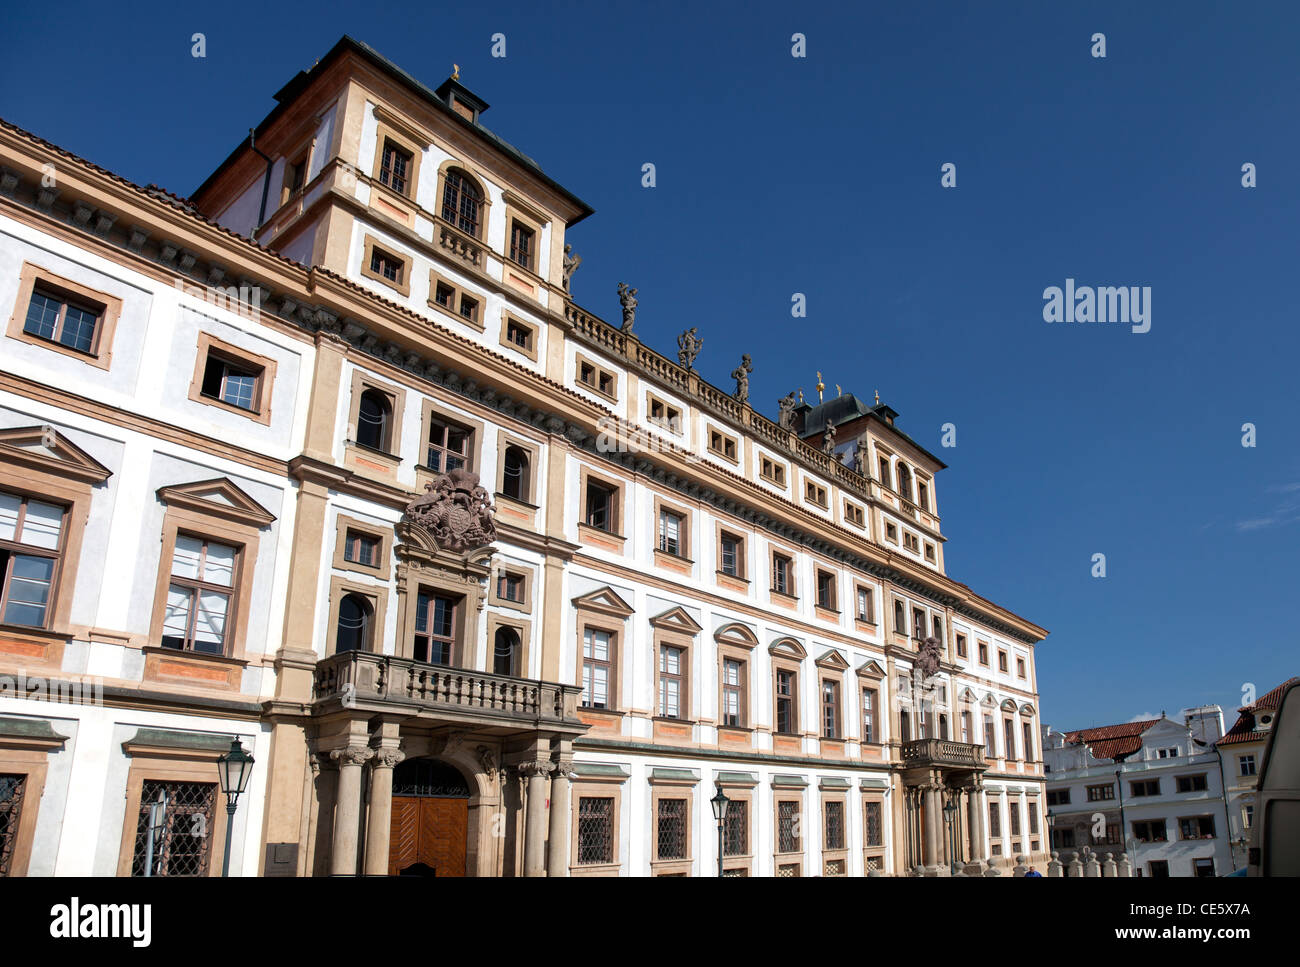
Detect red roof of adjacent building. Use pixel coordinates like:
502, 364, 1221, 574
1217, 677, 1300, 747
1063, 719, 1160, 761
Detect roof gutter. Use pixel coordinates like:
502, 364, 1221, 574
247, 128, 274, 238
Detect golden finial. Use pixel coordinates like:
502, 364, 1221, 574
816, 371, 824, 403
874, 389, 880, 405
798, 388, 804, 404
452, 63, 460, 81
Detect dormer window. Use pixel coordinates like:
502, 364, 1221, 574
442, 168, 483, 238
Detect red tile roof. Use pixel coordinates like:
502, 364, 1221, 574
1218, 677, 1299, 747
1063, 719, 1160, 762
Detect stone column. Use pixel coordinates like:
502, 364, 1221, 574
363, 748, 405, 876
521, 758, 551, 878
546, 758, 573, 877
923, 777, 942, 873
329, 746, 373, 876
965, 784, 986, 874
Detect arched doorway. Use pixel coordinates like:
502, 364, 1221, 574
388, 758, 472, 876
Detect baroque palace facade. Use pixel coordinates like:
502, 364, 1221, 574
0, 37, 1047, 877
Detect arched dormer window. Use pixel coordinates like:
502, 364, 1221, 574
356, 388, 393, 452
502, 446, 529, 502
336, 592, 374, 653
442, 168, 483, 238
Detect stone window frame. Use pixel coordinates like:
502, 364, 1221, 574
813, 564, 838, 615
715, 623, 758, 731
715, 774, 757, 875
856, 660, 886, 745
924, 541, 936, 562
345, 368, 406, 461
902, 530, 920, 554
852, 582, 875, 627
569, 776, 624, 876
574, 352, 618, 402
395, 564, 482, 667
649, 774, 696, 875
433, 159, 493, 242
915, 474, 932, 512
817, 670, 844, 740
488, 559, 534, 613
325, 574, 390, 656
572, 587, 634, 717
997, 648, 1009, 673
485, 611, 532, 678
6, 261, 123, 370
768, 542, 798, 602
862, 794, 887, 865
1016, 655, 1027, 678
644, 391, 684, 436
706, 425, 739, 465
652, 493, 693, 564
187, 331, 277, 426
0, 427, 107, 649
359, 234, 413, 298
577, 465, 627, 548
370, 117, 426, 203
758, 453, 787, 490
714, 520, 748, 588
498, 311, 539, 362
114, 737, 235, 877
843, 499, 865, 529
651, 613, 697, 723
427, 268, 485, 330
330, 511, 392, 581
977, 639, 990, 666
278, 134, 314, 210
884, 520, 898, 544
769, 638, 807, 738
502, 198, 546, 280
493, 429, 540, 509
0, 724, 65, 876
819, 790, 849, 873
772, 788, 805, 864
803, 477, 828, 509
416, 397, 485, 490
955, 632, 968, 659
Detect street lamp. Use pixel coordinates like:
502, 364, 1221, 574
944, 798, 958, 871
216, 738, 255, 878
710, 783, 731, 877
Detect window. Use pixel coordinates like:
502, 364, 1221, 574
199, 351, 262, 412
931, 615, 944, 642
864, 801, 883, 847
1046, 789, 1070, 807
576, 355, 617, 400
912, 607, 926, 639
341, 530, 379, 570
22, 286, 102, 355
504, 318, 533, 353
379, 139, 413, 195
369, 247, 404, 286
427, 272, 481, 325
760, 457, 785, 487
772, 553, 792, 596
658, 644, 684, 718
130, 780, 218, 877
1148, 860, 1170, 877
581, 628, 613, 709
815, 569, 836, 610
160, 535, 237, 655
719, 532, 742, 577
1003, 718, 1016, 759
1086, 783, 1115, 802
458, 295, 480, 323
441, 168, 483, 237
1022, 721, 1034, 760
509, 220, 535, 270
903, 532, 919, 553
1009, 803, 1021, 838
656, 798, 688, 860
496, 570, 525, 604
1016, 657, 1026, 677
777, 800, 800, 853
1156, 747, 1179, 759
1176, 774, 1208, 794
1131, 779, 1160, 797
585, 479, 617, 532
1244, 804, 1254, 829
899, 709, 911, 742
983, 715, 996, 756
723, 799, 748, 856
824, 801, 845, 850
877, 456, 892, 489
821, 679, 840, 738
805, 481, 827, 507
1178, 815, 1215, 840
281, 152, 307, 205
844, 501, 864, 527
335, 593, 374, 653
576, 797, 614, 865
501, 446, 529, 502
355, 388, 394, 452
0, 493, 66, 628
960, 710, 971, 743
977, 641, 989, 665
988, 802, 1001, 838
708, 430, 737, 461
658, 509, 684, 557
896, 463, 913, 500
1193, 857, 1215, 878
916, 480, 929, 510
493, 626, 520, 676
855, 586, 873, 623
884, 522, 897, 543
413, 591, 457, 665
956, 633, 967, 658
997, 650, 1008, 672
433, 282, 455, 310
721, 658, 745, 727
775, 669, 797, 734
1132, 819, 1167, 843
924, 542, 936, 562
862, 688, 878, 743
893, 599, 905, 635
647, 396, 682, 432
426, 418, 472, 473
1239, 755, 1256, 777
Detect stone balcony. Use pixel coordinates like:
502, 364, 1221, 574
312, 650, 585, 733
900, 738, 987, 771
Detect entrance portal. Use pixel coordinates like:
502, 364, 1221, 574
388, 759, 471, 877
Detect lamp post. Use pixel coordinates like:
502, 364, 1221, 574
710, 783, 731, 877
943, 797, 958, 871
216, 738, 255, 878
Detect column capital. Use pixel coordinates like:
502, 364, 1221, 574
372, 749, 406, 769
552, 758, 575, 777
331, 745, 375, 767
518, 759, 553, 779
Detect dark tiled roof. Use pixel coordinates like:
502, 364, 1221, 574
1063, 719, 1160, 761
1218, 677, 1299, 747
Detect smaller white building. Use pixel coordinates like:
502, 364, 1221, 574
1041, 707, 1235, 877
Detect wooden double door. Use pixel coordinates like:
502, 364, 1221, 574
388, 796, 469, 877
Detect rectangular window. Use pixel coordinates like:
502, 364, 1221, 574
924, 542, 936, 562
1176, 774, 1208, 794
0, 493, 65, 628
844, 501, 864, 527
1132, 819, 1167, 843
916, 480, 929, 510
505, 318, 533, 351
1022, 721, 1034, 760
862, 688, 877, 743
658, 644, 684, 718
200, 352, 262, 412
978, 641, 989, 665
656, 798, 687, 860
855, 586, 873, 622
864, 801, 883, 846
1131, 779, 1161, 797
576, 797, 614, 865
647, 397, 681, 432
885, 522, 898, 543
434, 282, 456, 310
368, 247, 404, 285
956, 633, 967, 658
988, 802, 1001, 838
413, 591, 457, 665
458, 294, 479, 323
426, 418, 472, 473
658, 509, 684, 557
775, 669, 797, 734
723, 799, 748, 856
777, 800, 800, 853
22, 286, 101, 355
772, 554, 792, 595
1086, 783, 1115, 802
821, 679, 840, 738
721, 658, 744, 727
130, 779, 217, 877
760, 457, 785, 486
379, 140, 413, 195
1193, 857, 1215, 878
983, 716, 996, 757
931, 615, 944, 642
577, 357, 617, 399
509, 220, 535, 271
1178, 815, 1215, 840
1046, 789, 1070, 807
912, 607, 926, 639
1239, 755, 1256, 777
878, 456, 891, 489
960, 710, 972, 743
1003, 718, 1016, 759
581, 628, 613, 709
903, 532, 919, 553
708, 429, 737, 460
496, 570, 524, 603
1016, 657, 1026, 677
998, 650, 1008, 672
1009, 803, 1021, 837
719, 533, 741, 577
805, 481, 827, 507
893, 599, 906, 635
343, 530, 379, 568
816, 570, 835, 610
160, 535, 237, 655
1148, 860, 1170, 877
824, 801, 845, 850
585, 480, 616, 532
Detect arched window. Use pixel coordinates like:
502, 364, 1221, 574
939, 713, 949, 740
441, 169, 483, 238
493, 626, 520, 676
336, 593, 373, 653
502, 446, 529, 502
896, 463, 913, 501
899, 709, 911, 742
356, 389, 392, 452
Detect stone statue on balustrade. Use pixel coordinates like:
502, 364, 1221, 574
616, 282, 637, 334
677, 327, 702, 370
731, 354, 752, 405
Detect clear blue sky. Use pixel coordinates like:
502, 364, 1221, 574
3, 1, 1296, 730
